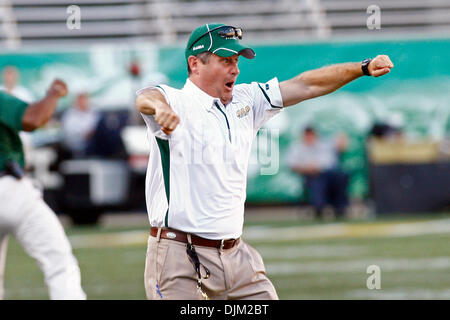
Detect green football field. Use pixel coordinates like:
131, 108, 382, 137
3, 210, 450, 300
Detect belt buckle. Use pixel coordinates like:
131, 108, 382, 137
219, 239, 225, 251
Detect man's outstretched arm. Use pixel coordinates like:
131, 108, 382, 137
136, 89, 180, 135
280, 55, 394, 107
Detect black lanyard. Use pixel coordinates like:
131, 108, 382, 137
186, 242, 211, 299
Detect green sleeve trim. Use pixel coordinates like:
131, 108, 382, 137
155, 137, 170, 227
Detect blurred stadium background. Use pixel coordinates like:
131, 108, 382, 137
1, 0, 449, 299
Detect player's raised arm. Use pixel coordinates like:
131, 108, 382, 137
22, 79, 67, 131
280, 55, 394, 107
136, 89, 180, 135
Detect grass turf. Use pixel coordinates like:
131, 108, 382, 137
3, 212, 450, 299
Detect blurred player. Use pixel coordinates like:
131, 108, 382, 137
0, 66, 35, 284
0, 79, 86, 300
0, 66, 35, 166
136, 23, 393, 300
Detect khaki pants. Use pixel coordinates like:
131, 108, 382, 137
144, 231, 278, 300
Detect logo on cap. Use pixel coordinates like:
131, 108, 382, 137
193, 44, 204, 51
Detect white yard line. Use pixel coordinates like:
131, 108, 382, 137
256, 245, 367, 259
69, 230, 148, 249
67, 218, 450, 249
345, 289, 450, 300
266, 257, 450, 275
243, 218, 450, 242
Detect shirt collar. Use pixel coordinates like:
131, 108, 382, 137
183, 78, 233, 111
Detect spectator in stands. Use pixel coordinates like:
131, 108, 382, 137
0, 66, 34, 103
287, 126, 350, 219
86, 110, 129, 159
369, 113, 405, 141
60, 92, 100, 158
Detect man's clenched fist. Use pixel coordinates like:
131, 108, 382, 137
368, 55, 394, 77
154, 103, 180, 135
48, 79, 68, 97
136, 89, 180, 135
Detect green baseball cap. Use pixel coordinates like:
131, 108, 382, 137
185, 23, 255, 61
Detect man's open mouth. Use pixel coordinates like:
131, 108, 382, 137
225, 81, 234, 89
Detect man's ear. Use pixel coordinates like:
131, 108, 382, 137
188, 56, 199, 75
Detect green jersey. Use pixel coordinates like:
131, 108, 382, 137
0, 91, 29, 171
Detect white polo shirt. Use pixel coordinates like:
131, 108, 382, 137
138, 77, 283, 239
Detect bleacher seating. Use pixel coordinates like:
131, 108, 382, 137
1, 0, 450, 48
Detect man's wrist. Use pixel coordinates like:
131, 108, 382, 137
46, 89, 61, 98
361, 58, 372, 76
153, 100, 166, 113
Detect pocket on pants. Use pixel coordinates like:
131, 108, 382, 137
145, 237, 170, 299
244, 242, 266, 275
155, 240, 170, 284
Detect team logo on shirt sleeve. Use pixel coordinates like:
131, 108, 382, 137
236, 105, 250, 118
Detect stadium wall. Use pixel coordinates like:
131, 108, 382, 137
1, 38, 449, 203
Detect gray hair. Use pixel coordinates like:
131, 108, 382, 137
187, 51, 213, 75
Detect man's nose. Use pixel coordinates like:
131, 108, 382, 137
231, 62, 240, 75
